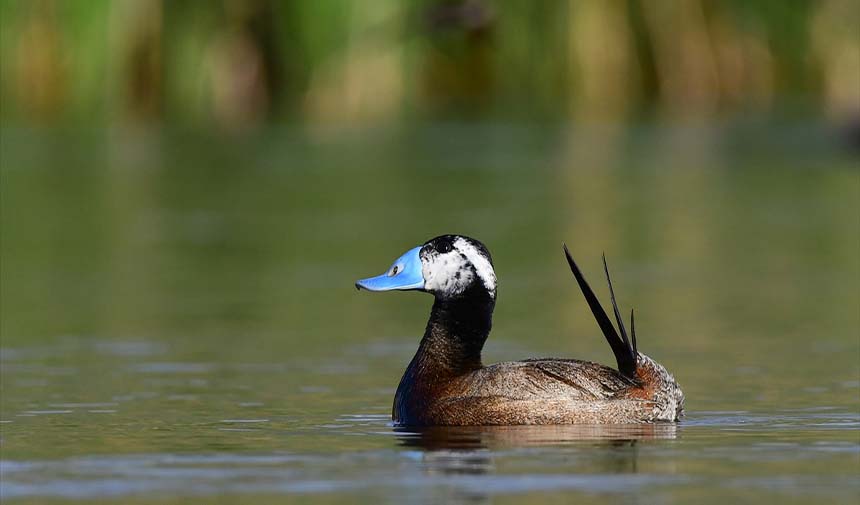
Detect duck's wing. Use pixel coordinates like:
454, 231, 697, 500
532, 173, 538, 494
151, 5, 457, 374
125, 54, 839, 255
562, 245, 639, 380
466, 359, 633, 401
429, 360, 652, 424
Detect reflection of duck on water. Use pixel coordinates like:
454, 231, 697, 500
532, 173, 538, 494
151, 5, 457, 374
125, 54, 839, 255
395, 423, 678, 451
357, 235, 685, 426
394, 424, 674, 503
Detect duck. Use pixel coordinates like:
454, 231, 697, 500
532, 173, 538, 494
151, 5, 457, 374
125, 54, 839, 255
355, 235, 684, 426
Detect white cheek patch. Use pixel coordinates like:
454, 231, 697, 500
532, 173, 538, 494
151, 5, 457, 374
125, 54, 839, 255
421, 238, 497, 297
454, 237, 497, 294
422, 252, 475, 296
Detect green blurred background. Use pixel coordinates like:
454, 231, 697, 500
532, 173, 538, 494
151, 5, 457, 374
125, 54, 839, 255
1, 0, 859, 367
0, 0, 858, 126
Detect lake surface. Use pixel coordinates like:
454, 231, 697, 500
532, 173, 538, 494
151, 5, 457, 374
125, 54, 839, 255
1, 124, 858, 503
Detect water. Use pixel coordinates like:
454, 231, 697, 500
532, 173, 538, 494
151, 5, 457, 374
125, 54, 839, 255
1, 124, 858, 503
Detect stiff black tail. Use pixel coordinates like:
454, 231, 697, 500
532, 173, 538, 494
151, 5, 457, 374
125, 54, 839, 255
562, 244, 638, 379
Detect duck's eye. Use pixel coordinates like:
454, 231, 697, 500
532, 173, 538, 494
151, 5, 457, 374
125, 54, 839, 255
389, 265, 399, 276
437, 242, 452, 254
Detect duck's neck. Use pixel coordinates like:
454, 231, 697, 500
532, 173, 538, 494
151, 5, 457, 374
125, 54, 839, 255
417, 290, 494, 373
393, 287, 495, 424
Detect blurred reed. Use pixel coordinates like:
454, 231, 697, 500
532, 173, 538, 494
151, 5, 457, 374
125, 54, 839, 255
0, 0, 857, 128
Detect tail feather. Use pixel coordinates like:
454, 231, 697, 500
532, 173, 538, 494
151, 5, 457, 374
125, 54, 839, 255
562, 244, 638, 379
602, 254, 632, 355
630, 308, 637, 354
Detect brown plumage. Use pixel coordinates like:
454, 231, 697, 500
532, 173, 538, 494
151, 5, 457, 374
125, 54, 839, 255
357, 235, 685, 426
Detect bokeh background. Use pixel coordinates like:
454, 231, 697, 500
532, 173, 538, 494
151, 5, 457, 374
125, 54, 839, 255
1, 0, 858, 126
0, 1, 859, 503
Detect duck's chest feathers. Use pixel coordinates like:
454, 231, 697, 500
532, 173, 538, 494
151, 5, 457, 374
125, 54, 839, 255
393, 287, 495, 424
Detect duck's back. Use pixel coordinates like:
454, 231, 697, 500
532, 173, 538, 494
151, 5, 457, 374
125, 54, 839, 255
468, 359, 633, 401
407, 357, 677, 426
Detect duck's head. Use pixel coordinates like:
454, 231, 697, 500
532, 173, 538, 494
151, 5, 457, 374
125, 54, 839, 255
356, 235, 496, 301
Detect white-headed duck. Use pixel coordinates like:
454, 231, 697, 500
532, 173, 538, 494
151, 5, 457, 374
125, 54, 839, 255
356, 235, 684, 426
